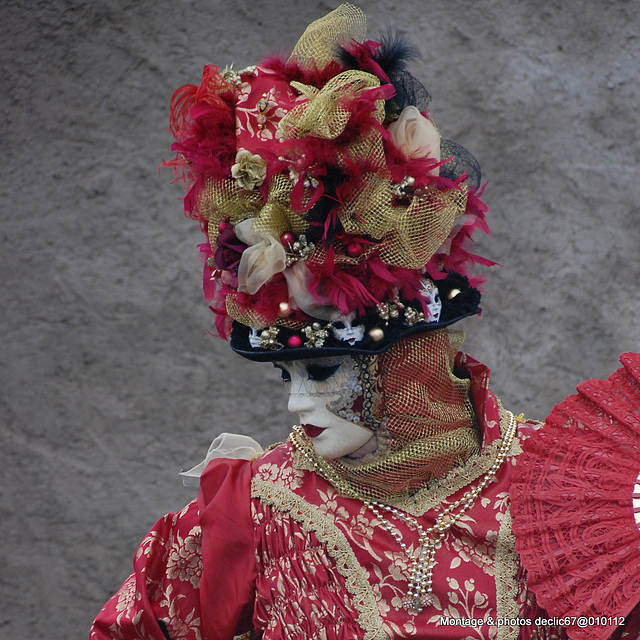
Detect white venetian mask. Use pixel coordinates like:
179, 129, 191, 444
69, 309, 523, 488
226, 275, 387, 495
248, 328, 262, 348
420, 279, 442, 323
274, 356, 376, 459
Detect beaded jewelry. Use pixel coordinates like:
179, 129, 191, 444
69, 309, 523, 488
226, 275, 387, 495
290, 410, 517, 614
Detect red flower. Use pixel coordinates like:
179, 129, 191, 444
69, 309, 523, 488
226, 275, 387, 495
213, 226, 247, 271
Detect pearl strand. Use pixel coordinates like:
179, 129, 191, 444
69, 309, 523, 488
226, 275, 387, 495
366, 411, 517, 614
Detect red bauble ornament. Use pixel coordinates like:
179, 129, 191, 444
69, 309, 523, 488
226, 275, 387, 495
280, 232, 295, 248
346, 242, 363, 258
287, 335, 303, 348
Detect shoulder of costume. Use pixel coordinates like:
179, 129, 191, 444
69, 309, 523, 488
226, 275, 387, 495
198, 456, 255, 510
251, 439, 296, 467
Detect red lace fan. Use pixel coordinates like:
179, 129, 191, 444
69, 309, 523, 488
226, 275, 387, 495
510, 352, 640, 640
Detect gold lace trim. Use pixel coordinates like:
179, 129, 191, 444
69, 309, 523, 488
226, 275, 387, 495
251, 478, 387, 640
495, 505, 521, 639
293, 398, 517, 517
496, 410, 526, 637
494, 404, 524, 639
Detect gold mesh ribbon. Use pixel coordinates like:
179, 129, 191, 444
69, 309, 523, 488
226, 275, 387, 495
337, 177, 468, 269
201, 174, 467, 272
288, 3, 367, 70
380, 186, 468, 268
251, 173, 309, 237
200, 174, 309, 251
199, 178, 263, 247
296, 330, 481, 502
225, 294, 275, 328
281, 70, 384, 140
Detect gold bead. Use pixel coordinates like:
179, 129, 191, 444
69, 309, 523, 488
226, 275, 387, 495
447, 288, 462, 300
369, 327, 385, 342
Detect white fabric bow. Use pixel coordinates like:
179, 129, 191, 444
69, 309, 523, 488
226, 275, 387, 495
236, 218, 287, 295
283, 260, 337, 321
179, 433, 264, 487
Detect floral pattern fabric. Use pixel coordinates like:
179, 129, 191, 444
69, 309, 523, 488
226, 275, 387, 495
250, 435, 525, 640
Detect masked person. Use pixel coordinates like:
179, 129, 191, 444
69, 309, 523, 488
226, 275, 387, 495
91, 5, 640, 640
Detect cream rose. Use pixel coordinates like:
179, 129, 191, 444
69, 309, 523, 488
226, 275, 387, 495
388, 105, 441, 175
231, 148, 267, 190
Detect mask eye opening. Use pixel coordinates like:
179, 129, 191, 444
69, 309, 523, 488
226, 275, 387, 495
306, 363, 341, 382
273, 363, 291, 383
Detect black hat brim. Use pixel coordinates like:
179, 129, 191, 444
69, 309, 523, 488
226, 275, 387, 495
230, 272, 481, 362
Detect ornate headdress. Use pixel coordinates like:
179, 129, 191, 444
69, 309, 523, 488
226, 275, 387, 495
165, 4, 492, 361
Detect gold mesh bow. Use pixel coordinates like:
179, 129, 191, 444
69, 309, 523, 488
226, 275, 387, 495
281, 70, 384, 140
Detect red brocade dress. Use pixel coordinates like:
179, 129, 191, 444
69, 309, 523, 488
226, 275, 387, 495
90, 357, 640, 640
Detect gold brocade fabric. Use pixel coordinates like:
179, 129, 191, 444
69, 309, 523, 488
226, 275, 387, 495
293, 329, 481, 501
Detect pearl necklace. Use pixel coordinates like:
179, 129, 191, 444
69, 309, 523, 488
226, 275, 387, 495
290, 411, 518, 615
369, 411, 516, 613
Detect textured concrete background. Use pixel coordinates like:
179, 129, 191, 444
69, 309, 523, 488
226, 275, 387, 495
1, 0, 639, 636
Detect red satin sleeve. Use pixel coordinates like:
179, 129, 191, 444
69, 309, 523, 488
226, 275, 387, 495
197, 457, 257, 640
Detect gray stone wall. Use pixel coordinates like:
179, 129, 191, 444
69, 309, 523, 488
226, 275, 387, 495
1, 1, 638, 636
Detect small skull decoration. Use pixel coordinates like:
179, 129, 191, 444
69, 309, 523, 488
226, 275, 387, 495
331, 312, 366, 346
248, 328, 262, 348
420, 279, 442, 323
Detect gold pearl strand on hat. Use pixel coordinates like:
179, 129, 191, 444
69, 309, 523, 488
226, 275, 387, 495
290, 411, 518, 615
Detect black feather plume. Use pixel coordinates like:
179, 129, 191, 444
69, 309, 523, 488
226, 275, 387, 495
373, 29, 418, 79
337, 29, 431, 118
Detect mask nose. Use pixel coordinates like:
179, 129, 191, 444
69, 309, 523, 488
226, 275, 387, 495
287, 389, 314, 415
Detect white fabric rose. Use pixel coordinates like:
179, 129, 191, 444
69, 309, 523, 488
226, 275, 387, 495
388, 105, 441, 175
